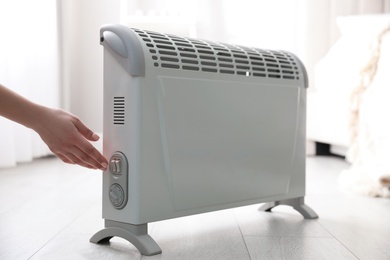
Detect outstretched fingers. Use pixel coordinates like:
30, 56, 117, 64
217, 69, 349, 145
63, 152, 97, 169
72, 136, 108, 170
72, 117, 100, 142
70, 117, 108, 170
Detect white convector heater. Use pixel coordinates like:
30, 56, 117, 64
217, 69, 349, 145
90, 24, 318, 256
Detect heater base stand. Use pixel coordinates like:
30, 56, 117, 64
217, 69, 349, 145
90, 219, 162, 256
258, 197, 318, 219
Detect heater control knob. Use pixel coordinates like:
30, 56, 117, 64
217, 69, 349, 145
109, 184, 125, 208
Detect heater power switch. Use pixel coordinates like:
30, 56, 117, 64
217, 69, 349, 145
110, 158, 122, 174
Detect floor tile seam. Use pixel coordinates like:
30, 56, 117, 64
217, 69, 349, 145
315, 219, 361, 259
26, 201, 98, 260
234, 212, 271, 260
242, 235, 336, 238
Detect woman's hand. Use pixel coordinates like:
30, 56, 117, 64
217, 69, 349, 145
0, 83, 107, 170
33, 107, 108, 170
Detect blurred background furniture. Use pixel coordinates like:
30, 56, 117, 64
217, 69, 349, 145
306, 1, 390, 156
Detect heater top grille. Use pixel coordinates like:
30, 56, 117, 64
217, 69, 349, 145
132, 28, 300, 80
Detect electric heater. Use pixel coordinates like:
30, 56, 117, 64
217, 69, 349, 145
90, 24, 318, 256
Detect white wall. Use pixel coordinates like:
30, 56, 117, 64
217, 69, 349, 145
58, 0, 120, 132
122, 0, 311, 82
0, 0, 59, 167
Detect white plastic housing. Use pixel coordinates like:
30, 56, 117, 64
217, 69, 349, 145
101, 24, 308, 225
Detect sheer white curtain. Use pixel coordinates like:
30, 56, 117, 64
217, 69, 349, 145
122, 0, 303, 52
0, 0, 59, 168
123, 0, 390, 90
121, 0, 319, 85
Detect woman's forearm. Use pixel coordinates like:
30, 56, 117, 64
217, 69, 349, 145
0, 83, 44, 130
0, 83, 108, 170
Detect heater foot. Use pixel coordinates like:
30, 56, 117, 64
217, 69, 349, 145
90, 220, 162, 256
259, 197, 318, 219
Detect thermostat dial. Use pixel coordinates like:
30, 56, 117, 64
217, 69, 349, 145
109, 183, 125, 208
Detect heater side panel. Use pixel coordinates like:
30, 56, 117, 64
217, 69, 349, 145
101, 48, 142, 223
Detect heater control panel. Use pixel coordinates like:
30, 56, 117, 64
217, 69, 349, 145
108, 152, 128, 209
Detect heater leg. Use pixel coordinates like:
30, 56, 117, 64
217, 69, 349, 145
259, 197, 318, 219
90, 220, 162, 256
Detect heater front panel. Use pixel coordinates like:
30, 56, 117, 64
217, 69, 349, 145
154, 76, 300, 211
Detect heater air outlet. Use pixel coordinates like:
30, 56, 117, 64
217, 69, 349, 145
132, 28, 301, 80
113, 97, 125, 125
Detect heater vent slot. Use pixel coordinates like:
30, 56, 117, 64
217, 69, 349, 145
113, 97, 125, 125
133, 28, 300, 80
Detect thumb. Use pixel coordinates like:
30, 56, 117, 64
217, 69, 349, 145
73, 118, 100, 141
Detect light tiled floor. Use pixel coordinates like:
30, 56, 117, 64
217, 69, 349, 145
0, 156, 389, 260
